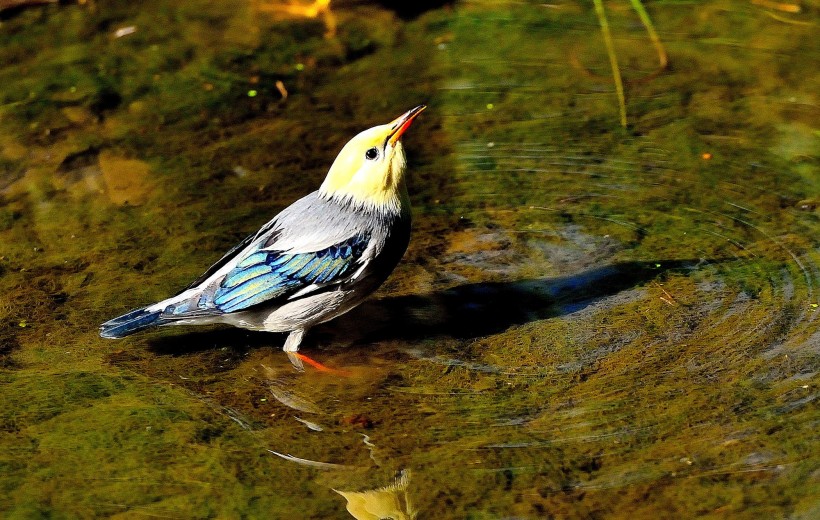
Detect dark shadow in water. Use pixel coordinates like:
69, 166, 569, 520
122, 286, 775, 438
146, 259, 705, 355
368, 0, 454, 20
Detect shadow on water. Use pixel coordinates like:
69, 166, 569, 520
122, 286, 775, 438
368, 0, 454, 20
146, 259, 707, 355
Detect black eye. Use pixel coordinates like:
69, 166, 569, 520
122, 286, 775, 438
365, 147, 379, 160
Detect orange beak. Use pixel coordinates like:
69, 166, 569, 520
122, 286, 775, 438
387, 105, 426, 147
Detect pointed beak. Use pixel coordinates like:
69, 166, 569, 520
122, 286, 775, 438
387, 105, 426, 147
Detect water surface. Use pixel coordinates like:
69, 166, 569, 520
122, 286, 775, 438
1, 0, 818, 518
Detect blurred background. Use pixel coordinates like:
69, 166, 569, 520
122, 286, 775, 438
0, 0, 818, 518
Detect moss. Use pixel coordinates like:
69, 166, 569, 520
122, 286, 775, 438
0, 0, 818, 518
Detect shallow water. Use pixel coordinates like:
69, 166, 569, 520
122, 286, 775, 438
1, 0, 818, 518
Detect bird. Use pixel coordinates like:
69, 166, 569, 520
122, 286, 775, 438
100, 105, 426, 368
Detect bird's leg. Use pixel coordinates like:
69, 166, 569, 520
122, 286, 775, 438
283, 328, 305, 352
283, 328, 351, 375
284, 328, 306, 371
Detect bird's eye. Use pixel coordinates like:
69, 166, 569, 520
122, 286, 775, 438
365, 147, 379, 161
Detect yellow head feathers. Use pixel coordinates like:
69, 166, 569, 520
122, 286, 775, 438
319, 106, 425, 210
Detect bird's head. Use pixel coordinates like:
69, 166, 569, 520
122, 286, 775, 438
319, 105, 426, 212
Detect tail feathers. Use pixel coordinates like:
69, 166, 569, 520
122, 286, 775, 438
99, 308, 169, 339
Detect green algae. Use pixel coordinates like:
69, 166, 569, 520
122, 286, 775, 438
1, 0, 819, 518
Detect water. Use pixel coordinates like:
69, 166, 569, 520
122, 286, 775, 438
1, 0, 818, 518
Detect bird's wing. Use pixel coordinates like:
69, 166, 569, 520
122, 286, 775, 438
211, 233, 370, 313
183, 219, 280, 291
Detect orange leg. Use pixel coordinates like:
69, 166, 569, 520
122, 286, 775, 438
295, 352, 352, 376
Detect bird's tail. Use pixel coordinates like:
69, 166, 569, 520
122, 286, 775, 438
99, 307, 171, 339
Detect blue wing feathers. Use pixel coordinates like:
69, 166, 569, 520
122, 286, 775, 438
317, 261, 345, 283
216, 274, 300, 312
310, 257, 335, 279
285, 255, 311, 273
221, 263, 273, 289
294, 256, 324, 278
101, 234, 371, 331
212, 235, 369, 313
235, 250, 289, 269
236, 251, 266, 269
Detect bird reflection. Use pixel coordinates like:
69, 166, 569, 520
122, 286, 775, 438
335, 470, 416, 520
253, 0, 336, 37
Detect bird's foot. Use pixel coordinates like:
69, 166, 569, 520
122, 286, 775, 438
283, 329, 350, 374
291, 351, 352, 376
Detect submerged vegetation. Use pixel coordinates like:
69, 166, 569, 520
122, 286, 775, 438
0, 0, 818, 518
591, 0, 668, 127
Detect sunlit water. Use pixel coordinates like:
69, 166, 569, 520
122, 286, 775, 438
1, 0, 818, 518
